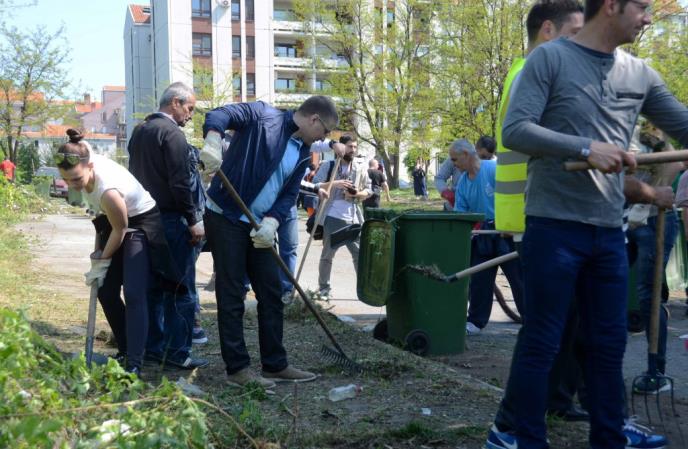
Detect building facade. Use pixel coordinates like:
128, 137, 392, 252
123, 0, 346, 143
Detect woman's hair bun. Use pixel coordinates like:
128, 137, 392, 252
66, 128, 84, 143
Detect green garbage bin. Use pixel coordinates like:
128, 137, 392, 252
359, 209, 482, 355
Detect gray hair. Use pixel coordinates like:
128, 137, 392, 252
159, 82, 195, 109
449, 138, 476, 155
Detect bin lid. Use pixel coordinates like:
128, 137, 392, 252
357, 219, 396, 307
398, 211, 484, 222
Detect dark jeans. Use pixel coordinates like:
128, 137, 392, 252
494, 216, 627, 449
626, 211, 678, 374
205, 210, 288, 375
98, 230, 150, 369
146, 212, 198, 362
278, 206, 298, 294
467, 228, 524, 328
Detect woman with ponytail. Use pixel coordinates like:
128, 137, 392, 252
57, 129, 181, 375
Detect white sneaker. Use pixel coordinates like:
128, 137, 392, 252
466, 322, 482, 335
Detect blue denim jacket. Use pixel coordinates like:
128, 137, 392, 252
203, 102, 311, 224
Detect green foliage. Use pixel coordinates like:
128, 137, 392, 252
0, 308, 211, 448
0, 23, 73, 164
15, 142, 40, 183
0, 177, 48, 223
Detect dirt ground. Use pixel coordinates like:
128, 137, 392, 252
12, 209, 688, 448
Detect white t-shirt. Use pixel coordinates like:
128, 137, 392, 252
85, 155, 156, 217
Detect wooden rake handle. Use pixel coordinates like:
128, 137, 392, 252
649, 208, 666, 356
564, 149, 688, 171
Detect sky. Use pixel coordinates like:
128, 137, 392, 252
6, 0, 147, 102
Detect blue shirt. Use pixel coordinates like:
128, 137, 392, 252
454, 159, 496, 220
204, 102, 311, 225
241, 137, 301, 222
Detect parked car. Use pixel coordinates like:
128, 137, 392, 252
34, 166, 69, 198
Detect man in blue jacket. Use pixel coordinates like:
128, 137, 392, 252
200, 96, 338, 388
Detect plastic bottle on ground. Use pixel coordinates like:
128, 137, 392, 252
328, 384, 362, 402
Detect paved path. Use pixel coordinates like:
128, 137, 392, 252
17, 213, 688, 401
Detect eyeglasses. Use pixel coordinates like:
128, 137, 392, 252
629, 0, 653, 15
53, 153, 88, 167
316, 116, 332, 135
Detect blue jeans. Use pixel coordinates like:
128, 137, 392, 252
205, 210, 288, 375
495, 216, 627, 449
467, 224, 524, 328
278, 206, 298, 294
626, 211, 678, 374
146, 212, 199, 362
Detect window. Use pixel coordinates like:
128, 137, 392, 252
247, 73, 255, 97
245, 0, 254, 20
386, 10, 395, 26
231, 0, 240, 20
273, 9, 295, 21
275, 78, 296, 92
102, 111, 107, 121
192, 0, 211, 17
232, 75, 241, 96
232, 35, 241, 58
246, 36, 255, 59
275, 44, 296, 58
315, 79, 331, 92
192, 33, 212, 56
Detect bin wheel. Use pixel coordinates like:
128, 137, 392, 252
494, 285, 522, 324
627, 310, 644, 333
373, 318, 388, 342
404, 329, 430, 356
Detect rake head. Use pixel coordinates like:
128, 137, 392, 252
631, 371, 685, 445
320, 345, 364, 375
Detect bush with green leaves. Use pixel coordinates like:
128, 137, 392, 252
0, 177, 49, 224
0, 308, 210, 448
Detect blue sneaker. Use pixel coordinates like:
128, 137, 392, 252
485, 424, 517, 449
623, 417, 667, 449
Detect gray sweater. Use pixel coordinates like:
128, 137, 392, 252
503, 38, 688, 228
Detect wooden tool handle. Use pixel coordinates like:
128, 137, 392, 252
564, 149, 688, 171
648, 208, 666, 356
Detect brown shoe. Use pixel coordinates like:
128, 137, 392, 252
226, 368, 276, 389
262, 365, 318, 383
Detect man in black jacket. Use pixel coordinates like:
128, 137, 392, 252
128, 82, 207, 369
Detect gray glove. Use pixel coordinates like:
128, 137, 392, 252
84, 255, 111, 288
200, 131, 223, 175
250, 217, 279, 249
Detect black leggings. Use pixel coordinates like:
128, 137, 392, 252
98, 230, 151, 369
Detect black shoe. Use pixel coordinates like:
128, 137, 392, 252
112, 352, 126, 366
547, 405, 590, 422
163, 356, 209, 370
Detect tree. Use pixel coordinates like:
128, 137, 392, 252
431, 0, 528, 144
632, 0, 688, 105
0, 24, 72, 164
188, 60, 236, 145
296, 0, 436, 188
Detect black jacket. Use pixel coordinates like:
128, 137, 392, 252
128, 113, 200, 225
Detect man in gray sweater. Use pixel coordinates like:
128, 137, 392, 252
485, 1, 688, 449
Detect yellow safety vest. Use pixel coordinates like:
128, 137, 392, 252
495, 57, 528, 233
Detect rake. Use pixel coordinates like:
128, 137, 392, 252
630, 208, 685, 444
215, 170, 363, 375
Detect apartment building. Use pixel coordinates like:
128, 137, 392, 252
123, 0, 344, 144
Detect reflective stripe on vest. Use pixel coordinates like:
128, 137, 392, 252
495, 57, 527, 233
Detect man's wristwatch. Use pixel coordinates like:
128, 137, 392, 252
580, 147, 591, 159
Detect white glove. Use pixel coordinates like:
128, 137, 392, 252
84, 255, 111, 288
250, 216, 279, 249
200, 130, 223, 174
627, 203, 651, 230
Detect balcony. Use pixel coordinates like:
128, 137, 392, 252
274, 56, 347, 71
